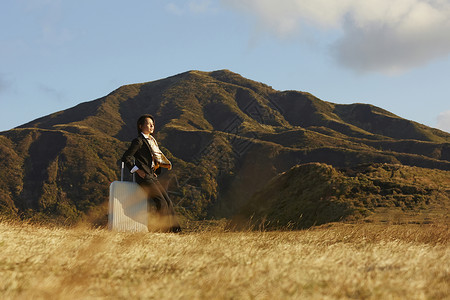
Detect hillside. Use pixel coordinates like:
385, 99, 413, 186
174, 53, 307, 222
233, 163, 450, 230
0, 70, 449, 224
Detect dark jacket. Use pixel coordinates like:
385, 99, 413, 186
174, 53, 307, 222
121, 135, 161, 177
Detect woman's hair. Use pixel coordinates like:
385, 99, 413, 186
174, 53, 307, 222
136, 114, 155, 134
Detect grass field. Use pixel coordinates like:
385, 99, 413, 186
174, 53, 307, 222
0, 220, 448, 299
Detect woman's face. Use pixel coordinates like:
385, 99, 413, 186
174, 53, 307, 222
140, 117, 154, 134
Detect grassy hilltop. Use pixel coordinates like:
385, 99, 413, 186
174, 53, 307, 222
0, 70, 449, 226
235, 163, 450, 230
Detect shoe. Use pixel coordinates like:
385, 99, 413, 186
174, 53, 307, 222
170, 226, 182, 233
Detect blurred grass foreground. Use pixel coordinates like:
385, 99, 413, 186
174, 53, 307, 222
0, 219, 448, 299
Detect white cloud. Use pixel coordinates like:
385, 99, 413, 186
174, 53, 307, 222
20, 0, 73, 46
437, 110, 450, 133
166, 3, 184, 15
0, 74, 15, 104
0, 74, 12, 95
166, 0, 215, 15
23, 0, 61, 11
222, 0, 450, 73
0, 76, 8, 94
189, 0, 214, 13
38, 84, 65, 103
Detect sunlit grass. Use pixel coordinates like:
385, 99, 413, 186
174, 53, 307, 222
0, 220, 448, 299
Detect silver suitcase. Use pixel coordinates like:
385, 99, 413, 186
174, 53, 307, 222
108, 162, 148, 232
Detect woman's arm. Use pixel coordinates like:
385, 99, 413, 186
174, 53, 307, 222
121, 138, 142, 172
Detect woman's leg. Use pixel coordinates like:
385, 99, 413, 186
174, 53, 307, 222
137, 176, 180, 232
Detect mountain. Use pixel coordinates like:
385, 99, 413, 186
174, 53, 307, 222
0, 70, 449, 225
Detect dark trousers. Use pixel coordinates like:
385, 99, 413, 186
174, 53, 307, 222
136, 174, 181, 232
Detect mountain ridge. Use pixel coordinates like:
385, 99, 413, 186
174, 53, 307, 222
1, 69, 449, 225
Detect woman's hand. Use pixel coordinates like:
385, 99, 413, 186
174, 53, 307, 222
160, 163, 172, 170
136, 169, 146, 179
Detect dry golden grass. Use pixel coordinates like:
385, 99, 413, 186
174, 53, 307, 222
0, 220, 448, 299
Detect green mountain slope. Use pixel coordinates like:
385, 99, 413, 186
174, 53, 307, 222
233, 163, 450, 229
1, 70, 449, 224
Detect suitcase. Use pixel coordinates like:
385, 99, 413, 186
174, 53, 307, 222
108, 162, 148, 232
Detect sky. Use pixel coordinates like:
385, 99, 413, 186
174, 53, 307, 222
1, 0, 450, 133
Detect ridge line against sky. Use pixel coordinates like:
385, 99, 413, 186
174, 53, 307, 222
1, 0, 449, 133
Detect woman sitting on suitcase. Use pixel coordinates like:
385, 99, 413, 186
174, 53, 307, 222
122, 114, 181, 233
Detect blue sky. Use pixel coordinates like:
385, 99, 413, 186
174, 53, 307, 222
1, 0, 449, 133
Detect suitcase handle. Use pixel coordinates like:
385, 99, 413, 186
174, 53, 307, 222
120, 161, 136, 182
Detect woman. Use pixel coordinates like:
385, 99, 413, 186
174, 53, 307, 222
122, 114, 181, 233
